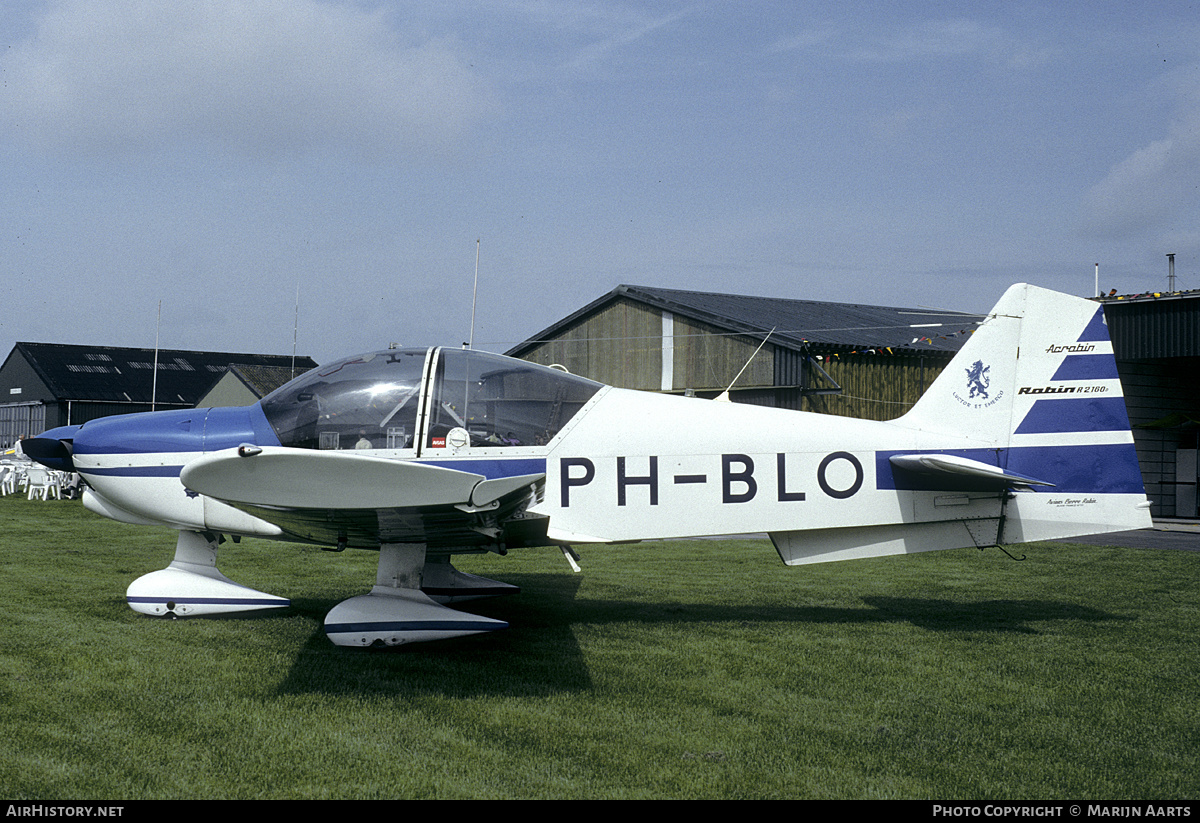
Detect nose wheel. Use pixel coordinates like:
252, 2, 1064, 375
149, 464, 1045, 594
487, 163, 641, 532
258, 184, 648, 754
126, 530, 290, 617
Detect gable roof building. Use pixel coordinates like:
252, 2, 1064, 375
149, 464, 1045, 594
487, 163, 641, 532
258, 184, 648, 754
196, 363, 317, 408
509, 281, 1200, 519
507, 285, 983, 420
0, 342, 317, 447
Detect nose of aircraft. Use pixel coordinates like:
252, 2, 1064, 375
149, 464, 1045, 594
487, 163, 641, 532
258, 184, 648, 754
22, 425, 82, 472
67, 405, 281, 462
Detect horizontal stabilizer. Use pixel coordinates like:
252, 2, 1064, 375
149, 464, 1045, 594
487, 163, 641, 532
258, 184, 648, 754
889, 453, 1053, 488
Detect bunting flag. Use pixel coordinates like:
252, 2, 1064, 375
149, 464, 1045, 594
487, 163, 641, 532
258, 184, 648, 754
909, 328, 975, 346
808, 326, 976, 359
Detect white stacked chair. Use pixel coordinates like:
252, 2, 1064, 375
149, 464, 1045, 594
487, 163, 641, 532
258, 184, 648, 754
25, 467, 52, 501
8, 465, 28, 496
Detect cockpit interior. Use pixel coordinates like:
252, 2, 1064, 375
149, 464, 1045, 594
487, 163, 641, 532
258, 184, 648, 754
259, 348, 602, 454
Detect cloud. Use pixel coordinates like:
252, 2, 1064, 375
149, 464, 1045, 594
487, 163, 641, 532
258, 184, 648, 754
768, 18, 1051, 69
563, 4, 698, 71
849, 19, 999, 62
1081, 68, 1200, 239
1, 0, 494, 160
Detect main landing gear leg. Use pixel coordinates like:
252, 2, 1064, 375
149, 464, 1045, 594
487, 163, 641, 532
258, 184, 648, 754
421, 553, 520, 603
323, 543, 509, 647
125, 530, 290, 617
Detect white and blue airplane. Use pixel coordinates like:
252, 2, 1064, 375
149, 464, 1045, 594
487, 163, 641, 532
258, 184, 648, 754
25, 284, 1152, 647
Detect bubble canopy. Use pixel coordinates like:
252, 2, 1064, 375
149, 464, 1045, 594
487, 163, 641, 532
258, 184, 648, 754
259, 348, 602, 452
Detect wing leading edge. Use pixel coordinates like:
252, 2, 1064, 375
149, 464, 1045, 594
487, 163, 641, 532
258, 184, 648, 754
180, 447, 547, 549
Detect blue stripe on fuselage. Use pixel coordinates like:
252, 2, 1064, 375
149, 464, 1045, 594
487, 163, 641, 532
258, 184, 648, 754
420, 458, 547, 479
80, 465, 184, 478
876, 444, 1144, 495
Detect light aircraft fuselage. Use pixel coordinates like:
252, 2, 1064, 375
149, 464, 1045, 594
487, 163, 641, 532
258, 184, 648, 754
26, 284, 1152, 646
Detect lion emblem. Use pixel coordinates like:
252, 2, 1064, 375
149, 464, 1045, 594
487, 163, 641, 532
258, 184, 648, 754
965, 360, 990, 399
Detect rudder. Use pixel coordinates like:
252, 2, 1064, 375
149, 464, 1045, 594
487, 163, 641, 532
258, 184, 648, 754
772, 284, 1152, 565
899, 283, 1150, 538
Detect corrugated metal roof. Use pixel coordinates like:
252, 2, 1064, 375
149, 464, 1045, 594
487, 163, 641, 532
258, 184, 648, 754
11, 342, 319, 405
509, 285, 982, 356
1098, 288, 1200, 360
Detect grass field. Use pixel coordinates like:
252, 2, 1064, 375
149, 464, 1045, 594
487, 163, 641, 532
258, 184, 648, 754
1, 493, 1196, 799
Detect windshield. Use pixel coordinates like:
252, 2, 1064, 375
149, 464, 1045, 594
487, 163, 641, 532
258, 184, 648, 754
426, 349, 601, 449
260, 349, 429, 450
260, 347, 602, 452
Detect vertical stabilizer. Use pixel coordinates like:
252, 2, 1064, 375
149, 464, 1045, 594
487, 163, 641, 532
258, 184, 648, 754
897, 283, 1151, 540
900, 284, 1131, 451
773, 284, 1152, 566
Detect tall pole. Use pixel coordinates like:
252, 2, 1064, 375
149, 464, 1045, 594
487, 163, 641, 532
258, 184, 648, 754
469, 239, 480, 349
1168, 253, 1176, 292
151, 300, 161, 411
292, 284, 299, 379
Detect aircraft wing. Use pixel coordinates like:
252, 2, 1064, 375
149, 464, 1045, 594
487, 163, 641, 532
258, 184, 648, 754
180, 447, 546, 548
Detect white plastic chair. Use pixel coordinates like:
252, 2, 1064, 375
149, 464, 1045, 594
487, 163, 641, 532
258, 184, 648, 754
25, 467, 52, 500
47, 471, 64, 500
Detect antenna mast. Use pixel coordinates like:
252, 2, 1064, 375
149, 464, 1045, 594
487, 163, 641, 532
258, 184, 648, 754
468, 239, 480, 349
715, 329, 775, 402
151, 300, 161, 411
292, 284, 299, 379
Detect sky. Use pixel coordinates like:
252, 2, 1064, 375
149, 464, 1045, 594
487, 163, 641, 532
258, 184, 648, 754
2, 1, 1198, 364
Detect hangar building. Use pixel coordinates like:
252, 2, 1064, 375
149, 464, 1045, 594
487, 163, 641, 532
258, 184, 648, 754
506, 285, 983, 421
1101, 288, 1200, 518
511, 283, 1200, 520
0, 342, 317, 448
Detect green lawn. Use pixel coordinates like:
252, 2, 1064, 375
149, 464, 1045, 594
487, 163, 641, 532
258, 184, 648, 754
1, 493, 1196, 799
